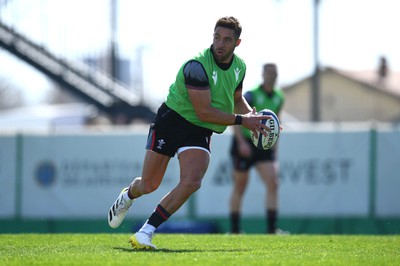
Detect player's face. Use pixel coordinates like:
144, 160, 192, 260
212, 27, 240, 64
263, 66, 278, 86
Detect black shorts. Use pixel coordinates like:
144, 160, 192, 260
230, 137, 276, 171
146, 103, 213, 157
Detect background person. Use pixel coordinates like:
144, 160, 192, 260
229, 63, 285, 234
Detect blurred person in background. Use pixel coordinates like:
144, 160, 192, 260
229, 63, 286, 234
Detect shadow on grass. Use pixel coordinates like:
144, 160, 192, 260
114, 247, 247, 253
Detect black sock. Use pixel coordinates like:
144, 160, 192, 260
267, 209, 277, 234
147, 204, 171, 228
230, 212, 240, 233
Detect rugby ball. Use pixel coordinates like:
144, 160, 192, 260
250, 109, 280, 150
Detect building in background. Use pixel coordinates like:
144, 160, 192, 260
282, 59, 400, 122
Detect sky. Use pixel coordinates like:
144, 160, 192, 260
0, 0, 399, 106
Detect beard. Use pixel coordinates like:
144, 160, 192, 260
212, 45, 235, 64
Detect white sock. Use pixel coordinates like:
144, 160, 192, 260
122, 191, 133, 203
139, 221, 156, 235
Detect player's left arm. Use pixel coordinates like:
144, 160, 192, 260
233, 84, 253, 115
233, 91, 253, 115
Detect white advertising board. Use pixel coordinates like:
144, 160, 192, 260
278, 131, 370, 216
196, 133, 233, 217
375, 130, 400, 217
13, 128, 400, 219
21, 133, 182, 219
0, 135, 17, 217
197, 131, 370, 217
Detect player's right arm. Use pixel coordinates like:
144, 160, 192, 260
184, 61, 269, 135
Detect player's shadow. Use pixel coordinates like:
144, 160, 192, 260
114, 247, 246, 253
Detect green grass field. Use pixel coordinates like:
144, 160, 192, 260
0, 234, 399, 265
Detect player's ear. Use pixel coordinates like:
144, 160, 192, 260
235, 38, 241, 47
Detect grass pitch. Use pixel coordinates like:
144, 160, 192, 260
0, 234, 399, 265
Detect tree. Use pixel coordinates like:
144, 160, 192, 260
45, 82, 82, 104
0, 78, 25, 110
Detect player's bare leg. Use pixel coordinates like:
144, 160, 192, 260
129, 150, 171, 197
130, 148, 209, 249
256, 161, 279, 233
159, 148, 210, 214
229, 170, 249, 233
108, 150, 170, 229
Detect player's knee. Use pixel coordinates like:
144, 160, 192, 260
273, 178, 279, 189
139, 179, 160, 194
181, 178, 202, 192
268, 181, 278, 192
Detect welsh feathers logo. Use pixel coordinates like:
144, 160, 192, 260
157, 139, 166, 149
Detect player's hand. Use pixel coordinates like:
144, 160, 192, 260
241, 107, 271, 137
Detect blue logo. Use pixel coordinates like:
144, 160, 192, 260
35, 161, 56, 187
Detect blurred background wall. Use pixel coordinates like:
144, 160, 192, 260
1, 125, 399, 234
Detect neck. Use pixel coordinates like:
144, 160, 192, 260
263, 83, 274, 91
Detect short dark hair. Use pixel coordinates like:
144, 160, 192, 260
264, 63, 277, 70
214, 16, 242, 39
